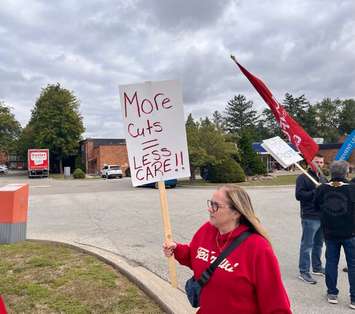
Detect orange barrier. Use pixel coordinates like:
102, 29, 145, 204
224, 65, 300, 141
0, 184, 29, 224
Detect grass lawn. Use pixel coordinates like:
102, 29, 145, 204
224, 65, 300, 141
178, 174, 298, 187
0, 241, 164, 314
239, 174, 297, 186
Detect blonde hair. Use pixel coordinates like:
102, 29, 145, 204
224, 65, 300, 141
220, 184, 271, 244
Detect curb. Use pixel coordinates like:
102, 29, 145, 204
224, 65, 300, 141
28, 239, 194, 314
178, 184, 295, 189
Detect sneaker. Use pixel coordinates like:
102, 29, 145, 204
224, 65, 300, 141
312, 268, 325, 276
350, 301, 355, 309
327, 294, 338, 304
298, 272, 317, 284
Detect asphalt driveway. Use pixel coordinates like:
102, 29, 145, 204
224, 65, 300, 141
0, 175, 350, 313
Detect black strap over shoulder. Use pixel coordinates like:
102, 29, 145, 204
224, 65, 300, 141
197, 231, 252, 286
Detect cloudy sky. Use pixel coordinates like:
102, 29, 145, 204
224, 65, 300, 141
1, 0, 354, 138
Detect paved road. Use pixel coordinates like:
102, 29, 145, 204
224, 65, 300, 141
0, 175, 350, 313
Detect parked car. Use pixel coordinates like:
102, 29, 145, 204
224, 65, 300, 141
140, 179, 178, 189
0, 164, 8, 175
101, 165, 123, 179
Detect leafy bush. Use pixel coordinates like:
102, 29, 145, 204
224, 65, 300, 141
73, 168, 85, 179
208, 159, 245, 183
75, 156, 86, 173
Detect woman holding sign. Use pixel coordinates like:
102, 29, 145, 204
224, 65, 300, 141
163, 185, 291, 313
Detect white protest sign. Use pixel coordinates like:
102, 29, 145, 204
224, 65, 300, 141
261, 136, 303, 168
119, 80, 191, 187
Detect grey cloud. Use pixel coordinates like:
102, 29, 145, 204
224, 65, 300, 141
137, 0, 229, 31
0, 0, 354, 137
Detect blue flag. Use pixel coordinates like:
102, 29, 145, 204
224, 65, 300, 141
335, 130, 355, 161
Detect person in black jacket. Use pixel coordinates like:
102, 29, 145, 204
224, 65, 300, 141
314, 160, 355, 308
296, 154, 327, 284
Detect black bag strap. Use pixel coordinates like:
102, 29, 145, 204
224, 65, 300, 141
197, 231, 252, 286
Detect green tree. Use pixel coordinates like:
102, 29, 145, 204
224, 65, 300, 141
199, 117, 238, 165
338, 99, 355, 135
282, 93, 309, 123
281, 93, 323, 138
257, 94, 316, 140
300, 104, 319, 137
314, 98, 341, 142
0, 102, 22, 155
224, 95, 258, 136
17, 125, 35, 160
186, 114, 205, 180
25, 83, 84, 173
185, 114, 239, 181
257, 108, 282, 139
238, 130, 266, 176
212, 110, 224, 130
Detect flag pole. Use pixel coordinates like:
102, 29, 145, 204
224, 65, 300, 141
294, 163, 320, 186
158, 181, 178, 288
230, 54, 321, 173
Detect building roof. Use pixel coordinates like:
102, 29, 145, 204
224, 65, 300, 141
252, 142, 298, 154
81, 138, 126, 147
252, 143, 268, 154
318, 143, 342, 149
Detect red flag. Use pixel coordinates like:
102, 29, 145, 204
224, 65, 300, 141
231, 56, 319, 166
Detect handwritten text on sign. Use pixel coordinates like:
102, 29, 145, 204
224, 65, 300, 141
119, 80, 191, 186
261, 136, 303, 168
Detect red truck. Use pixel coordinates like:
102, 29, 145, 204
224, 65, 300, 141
27, 149, 49, 178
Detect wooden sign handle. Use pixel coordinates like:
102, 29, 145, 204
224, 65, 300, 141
158, 181, 178, 288
295, 163, 320, 186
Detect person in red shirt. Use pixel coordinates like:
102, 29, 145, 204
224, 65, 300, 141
0, 296, 7, 314
163, 184, 292, 313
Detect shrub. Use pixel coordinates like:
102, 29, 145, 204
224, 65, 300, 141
75, 156, 86, 173
208, 159, 245, 183
73, 168, 85, 179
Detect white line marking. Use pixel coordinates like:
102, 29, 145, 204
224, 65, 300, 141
31, 185, 51, 188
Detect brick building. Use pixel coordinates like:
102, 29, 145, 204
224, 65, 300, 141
79, 138, 129, 175
318, 143, 355, 168
0, 152, 6, 165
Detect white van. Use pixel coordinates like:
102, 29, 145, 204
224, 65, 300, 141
101, 165, 123, 179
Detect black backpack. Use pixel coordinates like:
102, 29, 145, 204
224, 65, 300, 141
321, 182, 355, 238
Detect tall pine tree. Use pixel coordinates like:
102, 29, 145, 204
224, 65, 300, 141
224, 95, 258, 136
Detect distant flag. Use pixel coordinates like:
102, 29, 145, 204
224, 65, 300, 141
230, 56, 319, 168
335, 130, 355, 161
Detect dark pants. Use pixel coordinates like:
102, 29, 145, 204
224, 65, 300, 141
299, 219, 324, 273
325, 237, 355, 301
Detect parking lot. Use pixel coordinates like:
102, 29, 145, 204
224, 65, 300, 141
0, 173, 351, 313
